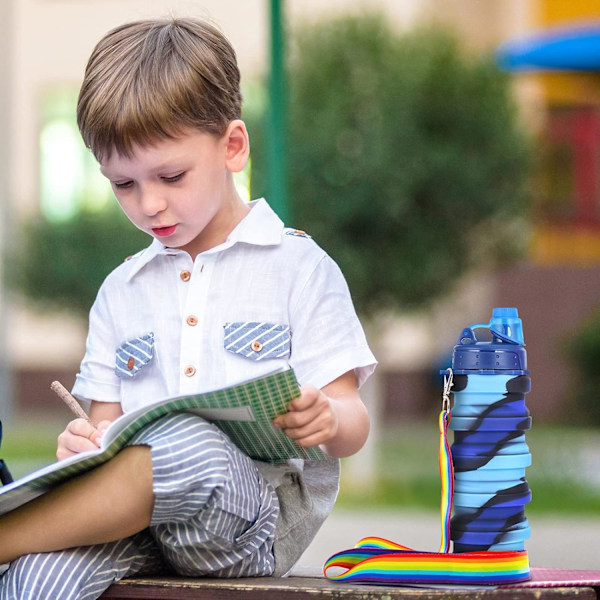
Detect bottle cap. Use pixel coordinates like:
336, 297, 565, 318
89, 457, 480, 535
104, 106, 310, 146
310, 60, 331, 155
450, 307, 528, 374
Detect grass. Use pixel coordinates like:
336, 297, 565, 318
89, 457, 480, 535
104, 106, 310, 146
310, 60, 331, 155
0, 417, 64, 479
338, 421, 600, 515
2, 416, 600, 516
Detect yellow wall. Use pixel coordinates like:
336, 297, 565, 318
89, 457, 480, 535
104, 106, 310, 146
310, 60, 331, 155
535, 0, 600, 105
541, 0, 600, 24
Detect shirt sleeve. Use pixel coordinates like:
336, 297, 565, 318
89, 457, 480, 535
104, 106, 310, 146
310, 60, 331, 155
71, 283, 122, 404
288, 254, 377, 389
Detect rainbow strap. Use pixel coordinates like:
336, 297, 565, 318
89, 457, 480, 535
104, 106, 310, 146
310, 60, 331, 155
438, 409, 453, 554
323, 409, 531, 586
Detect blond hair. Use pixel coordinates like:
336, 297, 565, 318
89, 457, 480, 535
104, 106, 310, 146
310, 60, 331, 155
77, 17, 242, 161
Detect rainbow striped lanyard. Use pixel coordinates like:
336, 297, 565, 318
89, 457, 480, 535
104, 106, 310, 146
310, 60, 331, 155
323, 369, 531, 587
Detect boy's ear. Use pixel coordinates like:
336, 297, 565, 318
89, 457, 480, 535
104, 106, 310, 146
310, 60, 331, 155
224, 120, 250, 173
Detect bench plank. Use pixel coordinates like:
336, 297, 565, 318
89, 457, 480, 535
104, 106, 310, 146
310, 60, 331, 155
99, 576, 599, 600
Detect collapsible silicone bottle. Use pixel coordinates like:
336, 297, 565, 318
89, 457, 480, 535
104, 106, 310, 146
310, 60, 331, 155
448, 307, 531, 552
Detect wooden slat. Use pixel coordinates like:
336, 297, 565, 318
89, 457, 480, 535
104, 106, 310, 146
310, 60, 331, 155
99, 576, 599, 600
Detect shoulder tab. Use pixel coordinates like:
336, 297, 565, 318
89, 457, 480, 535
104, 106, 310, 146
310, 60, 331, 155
284, 228, 312, 239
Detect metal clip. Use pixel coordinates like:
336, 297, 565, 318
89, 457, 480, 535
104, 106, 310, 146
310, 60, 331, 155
442, 368, 453, 412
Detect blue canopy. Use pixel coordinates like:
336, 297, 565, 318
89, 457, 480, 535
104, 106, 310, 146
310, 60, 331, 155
496, 22, 600, 71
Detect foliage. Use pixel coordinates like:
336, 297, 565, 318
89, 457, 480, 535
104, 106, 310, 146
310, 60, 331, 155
9, 207, 150, 316
247, 14, 532, 315
565, 307, 600, 425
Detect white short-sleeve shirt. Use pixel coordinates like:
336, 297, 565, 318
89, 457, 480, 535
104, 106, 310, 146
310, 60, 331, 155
73, 199, 377, 412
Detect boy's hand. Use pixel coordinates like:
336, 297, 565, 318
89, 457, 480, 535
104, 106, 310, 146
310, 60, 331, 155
56, 419, 111, 461
273, 370, 370, 458
273, 386, 339, 449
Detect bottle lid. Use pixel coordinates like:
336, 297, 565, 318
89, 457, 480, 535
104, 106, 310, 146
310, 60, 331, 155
450, 307, 528, 374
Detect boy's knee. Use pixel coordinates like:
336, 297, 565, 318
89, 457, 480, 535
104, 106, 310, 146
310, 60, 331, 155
132, 413, 231, 479
129, 413, 227, 453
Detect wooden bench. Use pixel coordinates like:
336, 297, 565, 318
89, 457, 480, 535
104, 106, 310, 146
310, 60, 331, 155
99, 574, 599, 600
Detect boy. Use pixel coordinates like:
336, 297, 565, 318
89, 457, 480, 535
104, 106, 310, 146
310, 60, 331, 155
0, 17, 376, 599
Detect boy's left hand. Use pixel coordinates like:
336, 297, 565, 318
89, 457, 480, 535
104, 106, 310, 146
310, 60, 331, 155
273, 386, 339, 449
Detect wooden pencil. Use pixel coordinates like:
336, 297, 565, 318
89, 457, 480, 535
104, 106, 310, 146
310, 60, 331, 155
50, 380, 92, 423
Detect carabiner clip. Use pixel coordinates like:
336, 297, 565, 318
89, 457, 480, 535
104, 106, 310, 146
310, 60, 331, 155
442, 368, 453, 412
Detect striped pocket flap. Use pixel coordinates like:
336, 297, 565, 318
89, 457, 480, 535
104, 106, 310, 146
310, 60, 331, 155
115, 332, 155, 378
224, 322, 291, 361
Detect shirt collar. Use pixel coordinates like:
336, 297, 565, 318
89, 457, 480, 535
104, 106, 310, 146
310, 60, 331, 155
124, 198, 284, 281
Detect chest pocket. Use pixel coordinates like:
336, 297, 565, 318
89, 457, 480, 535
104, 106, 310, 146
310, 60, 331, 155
115, 332, 154, 378
223, 322, 291, 361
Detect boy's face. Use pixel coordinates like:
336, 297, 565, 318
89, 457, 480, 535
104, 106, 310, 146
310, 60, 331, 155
100, 127, 247, 256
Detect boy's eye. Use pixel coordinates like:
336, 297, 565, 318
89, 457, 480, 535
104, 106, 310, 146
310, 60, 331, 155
113, 180, 133, 190
162, 172, 185, 183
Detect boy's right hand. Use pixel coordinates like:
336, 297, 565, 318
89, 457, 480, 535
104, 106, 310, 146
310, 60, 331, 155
56, 419, 111, 460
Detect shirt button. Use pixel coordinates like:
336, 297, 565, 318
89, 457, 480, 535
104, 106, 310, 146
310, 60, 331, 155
251, 340, 263, 353
180, 270, 191, 282
127, 357, 135, 370
184, 365, 196, 377
186, 315, 198, 326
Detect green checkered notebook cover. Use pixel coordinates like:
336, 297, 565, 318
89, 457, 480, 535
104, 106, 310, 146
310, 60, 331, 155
0, 368, 325, 517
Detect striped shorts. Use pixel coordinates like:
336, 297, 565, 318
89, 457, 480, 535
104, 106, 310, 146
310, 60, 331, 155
0, 413, 280, 600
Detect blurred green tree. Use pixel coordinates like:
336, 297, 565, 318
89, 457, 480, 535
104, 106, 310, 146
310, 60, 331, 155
10, 207, 149, 315
248, 14, 532, 315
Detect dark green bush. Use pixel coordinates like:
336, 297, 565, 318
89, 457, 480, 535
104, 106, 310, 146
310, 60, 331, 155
9, 207, 150, 315
566, 307, 600, 425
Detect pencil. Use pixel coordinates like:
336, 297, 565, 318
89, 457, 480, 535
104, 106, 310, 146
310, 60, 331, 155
50, 381, 92, 423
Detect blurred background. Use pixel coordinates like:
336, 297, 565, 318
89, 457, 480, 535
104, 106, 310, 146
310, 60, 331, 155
0, 0, 600, 546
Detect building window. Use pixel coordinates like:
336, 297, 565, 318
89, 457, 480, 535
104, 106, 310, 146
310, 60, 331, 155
39, 86, 111, 222
540, 106, 600, 228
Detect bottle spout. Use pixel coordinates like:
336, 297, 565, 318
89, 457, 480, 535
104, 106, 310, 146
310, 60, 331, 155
489, 307, 525, 345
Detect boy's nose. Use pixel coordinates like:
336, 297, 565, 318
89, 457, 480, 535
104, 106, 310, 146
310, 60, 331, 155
139, 190, 167, 216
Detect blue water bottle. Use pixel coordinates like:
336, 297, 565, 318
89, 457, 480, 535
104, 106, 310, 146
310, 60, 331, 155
448, 307, 531, 553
